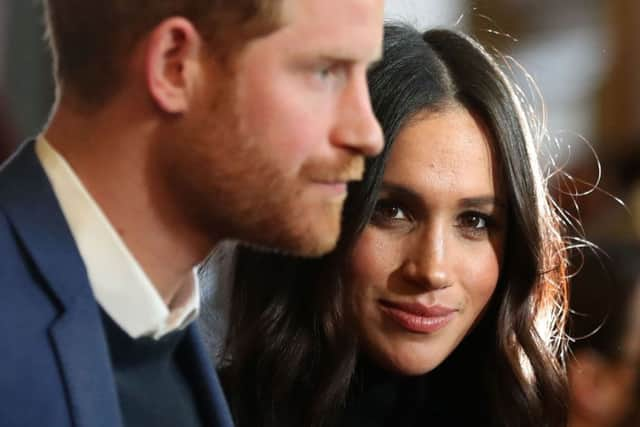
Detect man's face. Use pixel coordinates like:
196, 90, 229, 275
164, 0, 384, 256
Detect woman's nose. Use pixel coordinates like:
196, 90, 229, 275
401, 224, 452, 290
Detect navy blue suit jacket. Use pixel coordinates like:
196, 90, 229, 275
0, 141, 234, 427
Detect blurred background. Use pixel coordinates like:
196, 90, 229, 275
0, 1, 638, 425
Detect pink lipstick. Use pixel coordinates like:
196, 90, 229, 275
379, 301, 457, 334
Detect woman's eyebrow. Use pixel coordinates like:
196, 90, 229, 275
378, 182, 421, 202
459, 196, 506, 210
381, 182, 506, 209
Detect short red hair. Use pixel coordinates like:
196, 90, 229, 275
44, 0, 282, 106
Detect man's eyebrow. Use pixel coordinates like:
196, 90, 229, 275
310, 45, 382, 65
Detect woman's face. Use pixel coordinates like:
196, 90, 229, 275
345, 105, 507, 375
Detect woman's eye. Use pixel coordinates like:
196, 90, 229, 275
459, 213, 488, 230
457, 212, 499, 240
372, 200, 408, 221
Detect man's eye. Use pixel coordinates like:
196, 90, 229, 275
313, 64, 347, 85
316, 66, 333, 79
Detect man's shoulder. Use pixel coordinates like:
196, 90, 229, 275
0, 141, 47, 261
0, 138, 33, 170
0, 207, 60, 335
0, 206, 18, 259
0, 204, 76, 427
0, 141, 39, 204
0, 206, 37, 289
0, 141, 60, 301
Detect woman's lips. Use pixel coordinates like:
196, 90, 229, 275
379, 300, 457, 334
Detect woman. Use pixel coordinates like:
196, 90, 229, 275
216, 23, 570, 427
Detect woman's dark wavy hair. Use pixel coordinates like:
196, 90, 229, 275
219, 23, 569, 427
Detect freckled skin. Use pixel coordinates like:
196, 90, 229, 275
345, 106, 507, 375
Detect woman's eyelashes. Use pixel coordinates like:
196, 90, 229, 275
456, 211, 501, 240
371, 198, 411, 225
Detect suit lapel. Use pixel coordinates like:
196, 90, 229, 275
178, 324, 234, 427
0, 141, 122, 427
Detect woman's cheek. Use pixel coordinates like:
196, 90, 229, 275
347, 227, 400, 294
461, 244, 501, 305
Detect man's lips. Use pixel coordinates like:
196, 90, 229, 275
312, 171, 363, 184
379, 300, 458, 334
309, 163, 364, 197
306, 159, 365, 186
311, 173, 363, 195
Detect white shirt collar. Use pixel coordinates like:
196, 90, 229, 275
36, 135, 199, 339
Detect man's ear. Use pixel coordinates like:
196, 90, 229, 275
145, 17, 203, 114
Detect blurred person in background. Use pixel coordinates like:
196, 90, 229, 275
568, 240, 640, 427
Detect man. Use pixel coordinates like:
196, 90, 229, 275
0, 0, 384, 426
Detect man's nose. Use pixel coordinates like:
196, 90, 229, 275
331, 75, 384, 157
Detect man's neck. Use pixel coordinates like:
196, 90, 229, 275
44, 100, 216, 302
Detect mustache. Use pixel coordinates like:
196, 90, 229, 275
302, 155, 365, 183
